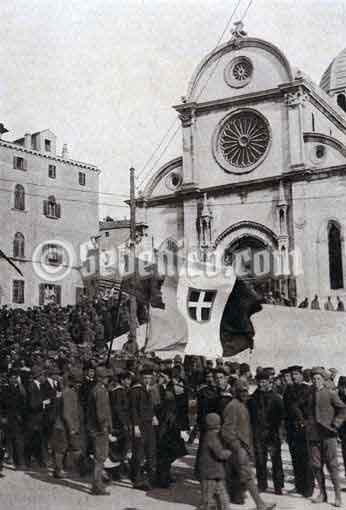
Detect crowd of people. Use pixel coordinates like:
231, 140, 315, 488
1, 302, 346, 509
298, 295, 345, 311
262, 291, 346, 311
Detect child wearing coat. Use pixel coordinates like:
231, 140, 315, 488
197, 412, 231, 510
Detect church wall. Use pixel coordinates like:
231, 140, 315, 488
292, 174, 346, 303
145, 204, 181, 249
210, 187, 279, 246
304, 101, 346, 145
190, 45, 290, 103
192, 99, 288, 188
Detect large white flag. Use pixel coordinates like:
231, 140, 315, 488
113, 254, 239, 357
176, 258, 236, 357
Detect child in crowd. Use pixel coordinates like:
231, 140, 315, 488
197, 412, 231, 510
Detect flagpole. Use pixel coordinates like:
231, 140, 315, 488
128, 167, 138, 349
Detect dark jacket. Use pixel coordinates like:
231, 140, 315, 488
42, 378, 59, 429
248, 389, 284, 442
130, 383, 155, 426
167, 379, 190, 431
196, 384, 219, 429
87, 382, 112, 435
198, 429, 231, 480
109, 384, 130, 429
26, 381, 44, 430
2, 383, 27, 434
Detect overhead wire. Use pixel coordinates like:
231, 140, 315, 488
0, 176, 129, 199
2, 177, 346, 211
0, 186, 129, 208
136, 0, 245, 190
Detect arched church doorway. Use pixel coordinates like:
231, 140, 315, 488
223, 235, 295, 305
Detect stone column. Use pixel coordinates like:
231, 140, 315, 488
179, 109, 198, 190
284, 89, 308, 170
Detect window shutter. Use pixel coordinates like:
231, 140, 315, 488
56, 285, 61, 305
13, 156, 17, 169
13, 238, 18, 258
56, 202, 61, 218
23, 158, 28, 170
39, 284, 44, 305
43, 200, 48, 216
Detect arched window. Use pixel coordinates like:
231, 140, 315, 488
328, 222, 344, 289
337, 93, 346, 113
14, 184, 25, 210
13, 232, 25, 258
279, 209, 285, 234
43, 195, 61, 218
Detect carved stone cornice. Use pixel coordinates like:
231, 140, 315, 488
284, 90, 309, 107
178, 112, 193, 128
0, 140, 100, 172
138, 163, 346, 207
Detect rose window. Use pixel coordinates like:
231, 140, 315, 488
232, 61, 252, 82
224, 56, 253, 88
217, 111, 270, 170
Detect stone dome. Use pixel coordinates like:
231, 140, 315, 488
320, 48, 346, 95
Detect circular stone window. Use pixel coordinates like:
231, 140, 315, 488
310, 144, 327, 165
224, 56, 253, 88
213, 109, 271, 174
165, 171, 182, 191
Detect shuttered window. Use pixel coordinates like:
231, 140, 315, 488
39, 283, 61, 305
13, 280, 24, 304
43, 196, 61, 218
13, 156, 27, 170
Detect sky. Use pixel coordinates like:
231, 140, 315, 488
1, 0, 345, 219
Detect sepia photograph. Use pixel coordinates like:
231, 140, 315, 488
1, 0, 346, 509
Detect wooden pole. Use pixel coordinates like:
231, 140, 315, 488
128, 167, 138, 348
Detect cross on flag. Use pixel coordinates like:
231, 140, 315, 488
187, 288, 217, 322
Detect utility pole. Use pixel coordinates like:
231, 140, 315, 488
128, 166, 138, 349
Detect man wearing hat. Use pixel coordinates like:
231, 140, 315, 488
284, 365, 314, 498
296, 367, 346, 507
129, 366, 158, 490
25, 366, 46, 468
2, 370, 27, 469
58, 368, 84, 477
87, 366, 112, 495
221, 379, 276, 510
248, 369, 284, 495
109, 369, 132, 478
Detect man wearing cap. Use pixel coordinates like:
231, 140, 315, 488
221, 380, 276, 510
109, 369, 132, 478
297, 366, 346, 507
129, 367, 158, 490
59, 368, 84, 477
41, 367, 61, 466
285, 365, 314, 498
25, 366, 46, 468
87, 366, 112, 495
248, 370, 285, 495
2, 370, 27, 469
215, 369, 233, 416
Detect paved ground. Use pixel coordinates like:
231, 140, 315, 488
1, 443, 345, 510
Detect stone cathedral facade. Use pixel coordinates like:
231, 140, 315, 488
138, 25, 346, 305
